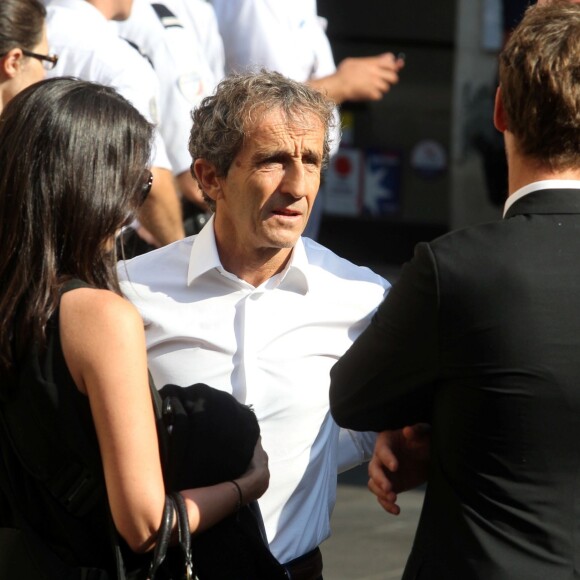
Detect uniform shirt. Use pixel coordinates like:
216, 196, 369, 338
45, 0, 171, 170
118, 217, 389, 562
211, 0, 335, 81
113, 0, 222, 175
211, 0, 340, 167
163, 0, 225, 84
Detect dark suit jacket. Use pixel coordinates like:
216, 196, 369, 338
330, 189, 580, 579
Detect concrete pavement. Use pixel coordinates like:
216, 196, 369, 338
321, 466, 424, 579
320, 261, 422, 579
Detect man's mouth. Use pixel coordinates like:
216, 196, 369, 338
272, 208, 301, 217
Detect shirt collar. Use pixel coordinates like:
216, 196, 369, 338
187, 215, 310, 293
187, 214, 222, 285
280, 237, 310, 294
503, 179, 580, 217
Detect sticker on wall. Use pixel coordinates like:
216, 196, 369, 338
323, 147, 363, 216
362, 149, 402, 216
410, 139, 447, 179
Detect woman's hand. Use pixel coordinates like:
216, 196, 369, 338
235, 438, 270, 504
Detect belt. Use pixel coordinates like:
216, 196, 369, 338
283, 547, 323, 580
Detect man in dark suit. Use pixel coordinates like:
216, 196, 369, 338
329, 2, 580, 578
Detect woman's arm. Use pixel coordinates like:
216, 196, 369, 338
59, 288, 269, 552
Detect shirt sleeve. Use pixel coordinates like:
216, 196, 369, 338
337, 428, 376, 473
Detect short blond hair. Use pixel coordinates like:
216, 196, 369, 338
499, 1, 580, 169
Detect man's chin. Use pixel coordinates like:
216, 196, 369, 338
262, 223, 305, 249
265, 232, 302, 250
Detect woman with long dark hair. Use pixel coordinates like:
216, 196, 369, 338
0, 77, 269, 578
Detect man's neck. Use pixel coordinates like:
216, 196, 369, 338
508, 163, 580, 196
506, 137, 580, 196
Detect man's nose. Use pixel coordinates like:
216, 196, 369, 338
280, 163, 307, 198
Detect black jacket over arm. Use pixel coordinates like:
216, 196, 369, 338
329, 189, 580, 580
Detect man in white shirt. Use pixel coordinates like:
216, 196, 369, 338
45, 0, 185, 247
119, 70, 390, 578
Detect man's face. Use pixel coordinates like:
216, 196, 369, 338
213, 108, 325, 253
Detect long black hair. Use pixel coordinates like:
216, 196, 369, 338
0, 77, 154, 370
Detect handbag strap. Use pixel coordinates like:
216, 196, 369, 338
146, 494, 197, 580
146, 496, 174, 580
170, 492, 194, 580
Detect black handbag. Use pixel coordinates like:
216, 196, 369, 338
150, 382, 287, 580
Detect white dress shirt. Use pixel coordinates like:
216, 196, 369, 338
119, 218, 389, 563
45, 0, 171, 170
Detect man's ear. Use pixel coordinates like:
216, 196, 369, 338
0, 48, 24, 79
193, 158, 222, 203
493, 86, 507, 132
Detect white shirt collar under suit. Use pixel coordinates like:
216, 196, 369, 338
503, 179, 580, 217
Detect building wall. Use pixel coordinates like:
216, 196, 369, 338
317, 0, 506, 260
451, 0, 503, 229
318, 0, 510, 262
318, 0, 456, 227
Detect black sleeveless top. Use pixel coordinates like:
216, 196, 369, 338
0, 280, 142, 577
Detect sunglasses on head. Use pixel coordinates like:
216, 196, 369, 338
140, 170, 153, 204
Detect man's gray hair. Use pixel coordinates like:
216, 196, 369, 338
188, 69, 336, 210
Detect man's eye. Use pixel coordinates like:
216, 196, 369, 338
260, 158, 284, 168
303, 155, 321, 166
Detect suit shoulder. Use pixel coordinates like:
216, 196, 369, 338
427, 218, 512, 256
420, 218, 517, 291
